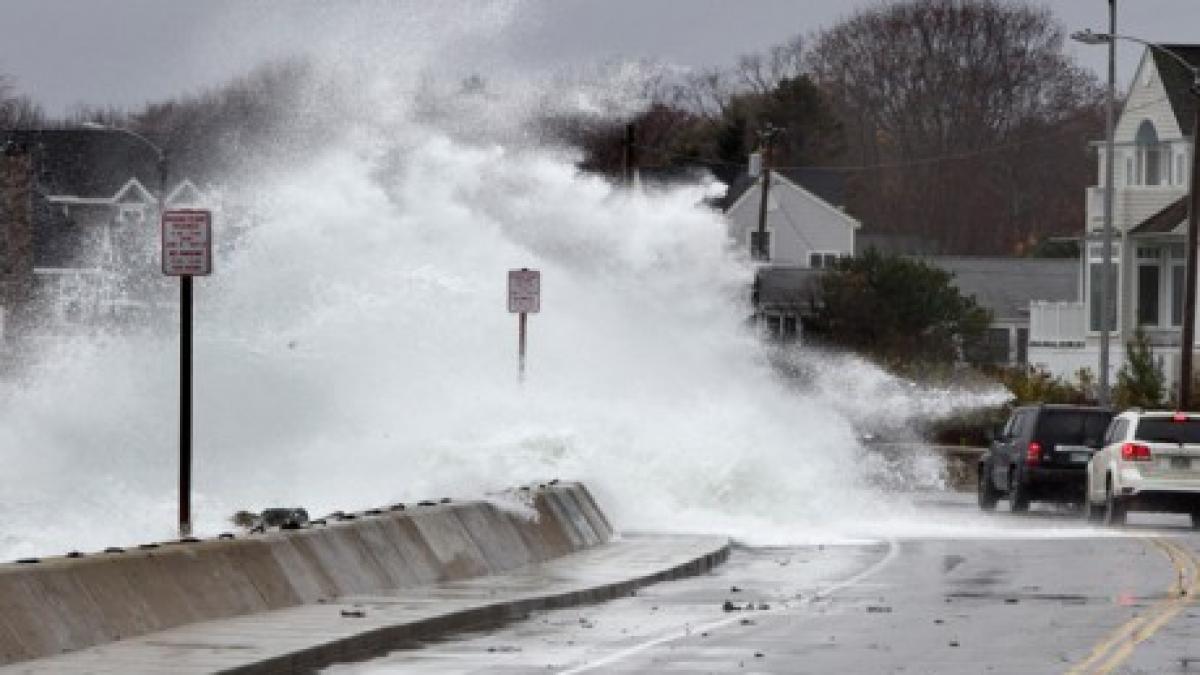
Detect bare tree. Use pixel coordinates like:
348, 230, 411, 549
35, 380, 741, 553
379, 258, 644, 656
808, 0, 1102, 253
0, 72, 46, 129
734, 35, 806, 96
671, 68, 735, 120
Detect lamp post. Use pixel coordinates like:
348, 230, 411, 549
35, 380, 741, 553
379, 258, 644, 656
81, 122, 194, 536
1071, 29, 1200, 408
1070, 1, 1117, 407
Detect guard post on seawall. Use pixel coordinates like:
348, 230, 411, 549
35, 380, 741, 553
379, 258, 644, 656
161, 208, 213, 538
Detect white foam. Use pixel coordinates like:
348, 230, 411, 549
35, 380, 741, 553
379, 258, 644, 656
0, 4, 1017, 559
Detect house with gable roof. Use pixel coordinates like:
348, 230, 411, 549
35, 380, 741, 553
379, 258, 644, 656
1029, 44, 1200, 387
721, 167, 860, 269
719, 168, 860, 339
0, 129, 208, 341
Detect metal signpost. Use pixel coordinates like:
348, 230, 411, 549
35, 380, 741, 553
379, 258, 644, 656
162, 209, 212, 538
507, 268, 540, 383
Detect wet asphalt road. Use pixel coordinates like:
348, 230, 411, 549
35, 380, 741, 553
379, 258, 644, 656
336, 496, 1200, 674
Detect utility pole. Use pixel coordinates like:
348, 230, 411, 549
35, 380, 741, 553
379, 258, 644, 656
755, 124, 779, 261
1179, 86, 1200, 408
1098, 0, 1116, 406
622, 123, 636, 186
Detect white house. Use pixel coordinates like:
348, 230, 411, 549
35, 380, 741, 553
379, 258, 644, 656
1029, 44, 1200, 387
723, 168, 860, 268
721, 168, 860, 339
0, 129, 209, 341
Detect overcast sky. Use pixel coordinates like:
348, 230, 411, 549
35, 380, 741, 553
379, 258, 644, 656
1, 0, 1197, 116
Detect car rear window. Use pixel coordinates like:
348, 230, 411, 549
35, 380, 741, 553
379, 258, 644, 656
1135, 418, 1200, 444
1034, 411, 1112, 447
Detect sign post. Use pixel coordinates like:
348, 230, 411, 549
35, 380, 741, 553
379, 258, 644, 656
507, 269, 540, 383
162, 209, 212, 538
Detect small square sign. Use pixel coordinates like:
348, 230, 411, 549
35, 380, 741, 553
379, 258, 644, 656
162, 209, 212, 276
508, 268, 540, 313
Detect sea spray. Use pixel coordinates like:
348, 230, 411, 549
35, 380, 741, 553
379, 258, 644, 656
0, 2, 1026, 558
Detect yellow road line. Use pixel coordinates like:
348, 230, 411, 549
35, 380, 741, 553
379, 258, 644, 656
1067, 536, 1199, 675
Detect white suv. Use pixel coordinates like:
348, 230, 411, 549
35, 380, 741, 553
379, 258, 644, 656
1084, 410, 1200, 527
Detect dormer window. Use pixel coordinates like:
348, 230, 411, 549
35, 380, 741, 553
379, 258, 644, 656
118, 205, 146, 226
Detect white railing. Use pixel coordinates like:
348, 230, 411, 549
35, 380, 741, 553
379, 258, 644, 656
1029, 301, 1086, 346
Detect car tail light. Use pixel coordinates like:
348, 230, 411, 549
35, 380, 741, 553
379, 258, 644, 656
1121, 442, 1152, 461
1026, 441, 1042, 466
1174, 412, 1189, 422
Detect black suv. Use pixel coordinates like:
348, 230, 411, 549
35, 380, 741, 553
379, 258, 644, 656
979, 404, 1114, 511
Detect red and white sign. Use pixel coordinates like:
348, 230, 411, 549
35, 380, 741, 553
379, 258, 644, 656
508, 268, 540, 313
162, 209, 212, 276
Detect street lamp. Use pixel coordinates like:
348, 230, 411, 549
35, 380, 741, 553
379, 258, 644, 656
1070, 4, 1116, 408
1071, 27, 1200, 408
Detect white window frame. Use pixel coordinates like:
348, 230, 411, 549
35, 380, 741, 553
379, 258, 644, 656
1170, 260, 1187, 327
761, 310, 800, 341
808, 251, 842, 269
117, 204, 146, 226
1135, 246, 1164, 327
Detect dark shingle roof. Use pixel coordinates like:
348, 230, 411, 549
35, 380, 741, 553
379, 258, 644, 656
919, 256, 1078, 320
718, 168, 846, 212
855, 232, 940, 256
1152, 44, 1200, 136
1131, 196, 1188, 235
755, 267, 824, 309
0, 129, 160, 198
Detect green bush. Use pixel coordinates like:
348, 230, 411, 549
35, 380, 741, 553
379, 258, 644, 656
1114, 330, 1164, 409
994, 365, 1094, 405
807, 250, 991, 366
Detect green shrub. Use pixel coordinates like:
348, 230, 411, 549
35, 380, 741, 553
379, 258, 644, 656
1114, 329, 1164, 409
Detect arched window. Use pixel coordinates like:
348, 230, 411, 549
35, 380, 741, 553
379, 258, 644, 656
1135, 120, 1162, 185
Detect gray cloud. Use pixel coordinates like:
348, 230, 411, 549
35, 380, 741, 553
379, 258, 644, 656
0, 0, 1195, 115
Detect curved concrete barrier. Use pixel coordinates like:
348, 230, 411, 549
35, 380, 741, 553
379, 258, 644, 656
0, 481, 609, 666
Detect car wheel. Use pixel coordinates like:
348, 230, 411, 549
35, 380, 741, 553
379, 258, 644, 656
978, 463, 999, 511
1103, 480, 1127, 527
1009, 469, 1031, 512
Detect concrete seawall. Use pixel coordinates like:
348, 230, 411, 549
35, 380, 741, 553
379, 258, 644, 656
0, 482, 611, 666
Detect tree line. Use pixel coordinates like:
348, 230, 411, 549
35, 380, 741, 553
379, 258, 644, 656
561, 0, 1105, 256
2, 0, 1107, 256
1, 59, 317, 187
